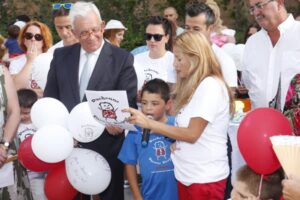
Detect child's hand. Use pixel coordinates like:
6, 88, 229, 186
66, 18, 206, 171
106, 124, 123, 136
170, 142, 180, 153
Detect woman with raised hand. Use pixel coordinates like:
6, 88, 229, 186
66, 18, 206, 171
125, 31, 234, 200
9, 21, 52, 91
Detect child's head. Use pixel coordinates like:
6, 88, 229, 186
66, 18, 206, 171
8, 24, 21, 39
231, 165, 284, 200
17, 89, 38, 124
141, 79, 171, 122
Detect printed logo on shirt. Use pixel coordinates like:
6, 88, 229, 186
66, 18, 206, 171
148, 136, 173, 173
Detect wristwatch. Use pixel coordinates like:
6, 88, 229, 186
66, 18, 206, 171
0, 140, 9, 150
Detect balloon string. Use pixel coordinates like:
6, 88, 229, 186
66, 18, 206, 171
258, 174, 263, 198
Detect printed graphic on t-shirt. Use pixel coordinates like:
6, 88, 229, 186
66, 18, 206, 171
146, 136, 173, 173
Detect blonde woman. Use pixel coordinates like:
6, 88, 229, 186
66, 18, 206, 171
125, 31, 234, 200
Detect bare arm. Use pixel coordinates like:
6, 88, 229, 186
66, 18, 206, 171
0, 67, 20, 167
12, 55, 34, 90
125, 108, 208, 143
125, 164, 143, 200
12, 43, 41, 90
3, 67, 20, 142
282, 177, 300, 200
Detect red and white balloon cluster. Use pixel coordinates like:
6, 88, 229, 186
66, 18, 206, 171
18, 97, 110, 200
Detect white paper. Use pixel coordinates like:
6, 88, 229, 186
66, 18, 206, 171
86, 90, 137, 131
0, 161, 14, 188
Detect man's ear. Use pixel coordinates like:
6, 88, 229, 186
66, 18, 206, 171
71, 29, 79, 39
207, 24, 214, 34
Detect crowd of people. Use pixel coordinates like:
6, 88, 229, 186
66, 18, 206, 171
0, 0, 300, 200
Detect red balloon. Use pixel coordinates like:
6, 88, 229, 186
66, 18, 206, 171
45, 162, 78, 200
238, 108, 292, 174
18, 136, 62, 172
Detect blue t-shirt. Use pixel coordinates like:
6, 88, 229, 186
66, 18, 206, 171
118, 116, 178, 200
5, 38, 23, 55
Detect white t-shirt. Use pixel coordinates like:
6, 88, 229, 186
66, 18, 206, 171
134, 51, 176, 90
47, 40, 64, 55
30, 40, 73, 90
243, 15, 300, 110
30, 53, 53, 90
9, 54, 27, 75
212, 44, 238, 87
17, 123, 37, 142
171, 76, 230, 185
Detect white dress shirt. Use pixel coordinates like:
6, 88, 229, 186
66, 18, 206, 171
78, 39, 105, 82
242, 15, 300, 110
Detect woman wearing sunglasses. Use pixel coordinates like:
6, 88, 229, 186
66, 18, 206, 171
9, 21, 52, 91
134, 16, 176, 93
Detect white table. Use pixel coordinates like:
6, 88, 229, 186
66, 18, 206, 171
228, 121, 246, 184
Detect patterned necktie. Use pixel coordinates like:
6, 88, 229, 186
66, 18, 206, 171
79, 53, 93, 101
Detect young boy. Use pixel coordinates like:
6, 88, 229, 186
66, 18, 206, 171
118, 79, 178, 200
17, 89, 47, 200
231, 165, 284, 200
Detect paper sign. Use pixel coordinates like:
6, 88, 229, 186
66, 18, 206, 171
0, 161, 14, 188
86, 90, 137, 131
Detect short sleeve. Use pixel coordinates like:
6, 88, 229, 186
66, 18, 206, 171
118, 131, 139, 165
189, 77, 228, 123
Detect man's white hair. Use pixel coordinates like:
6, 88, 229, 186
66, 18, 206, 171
69, 1, 102, 28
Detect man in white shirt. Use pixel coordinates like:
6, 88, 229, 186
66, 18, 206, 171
184, 3, 238, 88
242, 0, 300, 110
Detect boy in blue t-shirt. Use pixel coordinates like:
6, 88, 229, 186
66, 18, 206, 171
118, 79, 178, 200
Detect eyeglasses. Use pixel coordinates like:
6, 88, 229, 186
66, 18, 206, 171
52, 3, 73, 10
144, 33, 164, 42
249, 0, 274, 14
79, 26, 102, 39
24, 32, 43, 41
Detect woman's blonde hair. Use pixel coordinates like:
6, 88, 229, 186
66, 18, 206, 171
173, 31, 234, 114
206, 0, 225, 33
19, 21, 53, 53
103, 29, 124, 47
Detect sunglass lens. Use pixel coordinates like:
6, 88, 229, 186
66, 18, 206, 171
52, 3, 62, 10
24, 32, 33, 40
34, 34, 43, 41
145, 33, 151, 41
64, 3, 73, 9
153, 34, 163, 41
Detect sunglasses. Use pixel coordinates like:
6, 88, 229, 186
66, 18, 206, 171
24, 32, 43, 41
144, 33, 164, 42
52, 3, 73, 10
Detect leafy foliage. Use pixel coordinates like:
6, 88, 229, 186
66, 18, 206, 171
0, 0, 299, 50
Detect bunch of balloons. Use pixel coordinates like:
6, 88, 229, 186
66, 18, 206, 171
18, 98, 111, 199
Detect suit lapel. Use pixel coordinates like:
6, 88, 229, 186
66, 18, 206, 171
87, 42, 112, 90
68, 44, 81, 102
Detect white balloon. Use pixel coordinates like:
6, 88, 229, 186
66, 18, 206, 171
66, 148, 111, 195
32, 125, 74, 163
31, 53, 53, 90
67, 102, 104, 143
31, 97, 69, 129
